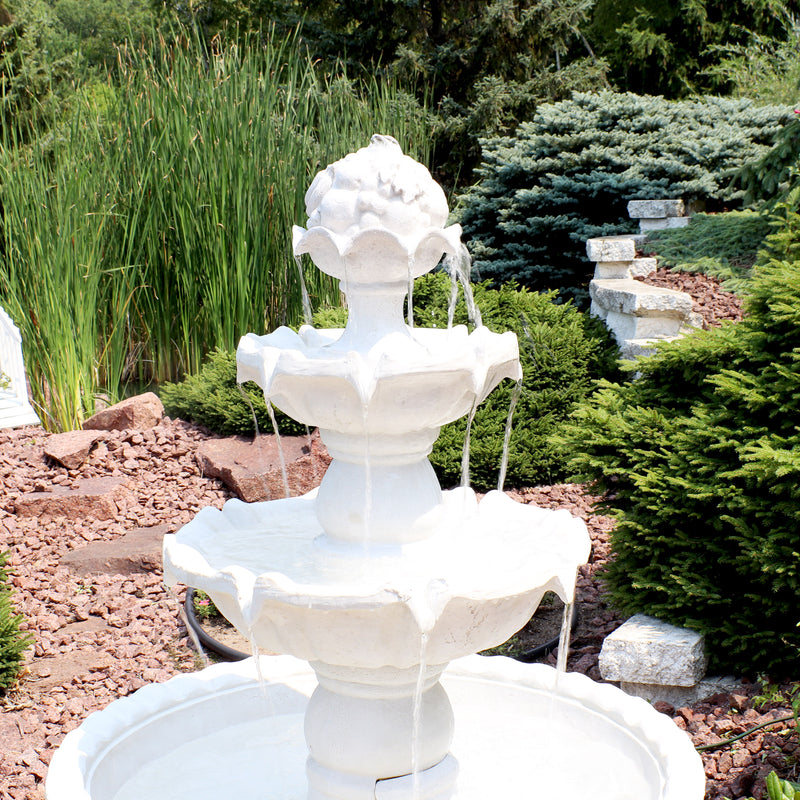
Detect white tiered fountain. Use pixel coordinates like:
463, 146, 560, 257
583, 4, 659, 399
46, 136, 704, 800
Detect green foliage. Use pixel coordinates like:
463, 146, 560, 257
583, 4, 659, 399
192, 589, 220, 620
458, 92, 793, 303
643, 210, 773, 291
736, 116, 800, 207
0, 0, 156, 140
0, 551, 31, 693
0, 25, 432, 429
0, 0, 77, 139
762, 772, 800, 800
52, 0, 156, 71
754, 679, 800, 731
160, 349, 306, 436
588, 0, 794, 98
155, 0, 610, 183
561, 206, 800, 675
705, 12, 800, 106
414, 273, 620, 490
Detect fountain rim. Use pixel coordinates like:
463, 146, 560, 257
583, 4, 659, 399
161, 490, 591, 608
45, 654, 705, 800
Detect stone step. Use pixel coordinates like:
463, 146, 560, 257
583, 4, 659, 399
586, 236, 637, 264
598, 613, 739, 705
590, 279, 694, 342
594, 257, 657, 280
627, 199, 685, 219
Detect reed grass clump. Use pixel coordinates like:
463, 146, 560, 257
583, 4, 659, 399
0, 26, 433, 430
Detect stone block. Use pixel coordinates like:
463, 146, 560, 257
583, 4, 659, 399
586, 236, 637, 264
627, 200, 684, 219
44, 430, 104, 470
599, 614, 708, 687
618, 337, 679, 361
196, 432, 330, 503
603, 311, 684, 342
589, 279, 694, 319
620, 676, 742, 707
61, 524, 169, 576
14, 477, 133, 520
630, 257, 657, 279
639, 217, 691, 232
594, 257, 657, 280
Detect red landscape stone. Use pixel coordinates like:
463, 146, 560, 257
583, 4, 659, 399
13, 476, 133, 520
83, 392, 164, 432
44, 430, 104, 470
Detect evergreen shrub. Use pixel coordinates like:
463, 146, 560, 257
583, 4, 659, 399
562, 210, 800, 675
458, 92, 793, 303
159, 349, 306, 437
413, 274, 620, 490
643, 210, 772, 292
0, 551, 31, 692
161, 276, 619, 490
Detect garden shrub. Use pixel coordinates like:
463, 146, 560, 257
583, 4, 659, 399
457, 92, 793, 303
413, 273, 620, 490
159, 349, 307, 437
0, 551, 31, 692
736, 115, 800, 206
643, 210, 772, 292
561, 209, 800, 675
162, 276, 619, 490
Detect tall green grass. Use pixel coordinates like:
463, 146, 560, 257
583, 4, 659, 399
0, 27, 433, 429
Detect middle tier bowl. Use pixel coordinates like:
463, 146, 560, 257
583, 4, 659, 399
236, 323, 523, 545
162, 488, 591, 670
236, 325, 521, 437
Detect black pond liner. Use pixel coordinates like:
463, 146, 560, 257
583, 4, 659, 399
185, 587, 249, 661
185, 587, 580, 665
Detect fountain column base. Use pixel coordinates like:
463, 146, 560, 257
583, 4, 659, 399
315, 430, 443, 545
307, 755, 459, 800
306, 662, 456, 799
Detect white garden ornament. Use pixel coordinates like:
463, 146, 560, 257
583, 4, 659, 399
46, 136, 704, 800
0, 306, 40, 429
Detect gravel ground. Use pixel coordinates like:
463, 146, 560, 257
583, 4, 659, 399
639, 267, 745, 327
0, 273, 796, 800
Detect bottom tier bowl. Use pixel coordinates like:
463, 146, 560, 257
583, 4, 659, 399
46, 655, 704, 800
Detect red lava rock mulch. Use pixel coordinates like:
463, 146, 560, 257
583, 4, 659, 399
638, 267, 745, 328
0, 419, 796, 794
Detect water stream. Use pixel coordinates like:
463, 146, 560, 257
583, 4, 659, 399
294, 254, 314, 327
460, 401, 479, 488
266, 402, 291, 497
497, 379, 523, 492
410, 632, 429, 800
407, 254, 416, 328
167, 586, 210, 668
444, 245, 482, 329
555, 601, 575, 674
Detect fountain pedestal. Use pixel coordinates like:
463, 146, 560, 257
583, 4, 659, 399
306, 662, 454, 800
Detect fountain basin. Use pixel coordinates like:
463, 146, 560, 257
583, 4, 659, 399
162, 488, 591, 668
236, 325, 521, 435
46, 654, 705, 800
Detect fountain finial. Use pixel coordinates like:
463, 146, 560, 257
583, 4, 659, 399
294, 135, 460, 289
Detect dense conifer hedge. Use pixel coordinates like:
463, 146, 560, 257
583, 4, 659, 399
161, 274, 619, 491
415, 274, 619, 490
563, 211, 800, 675
458, 92, 793, 303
